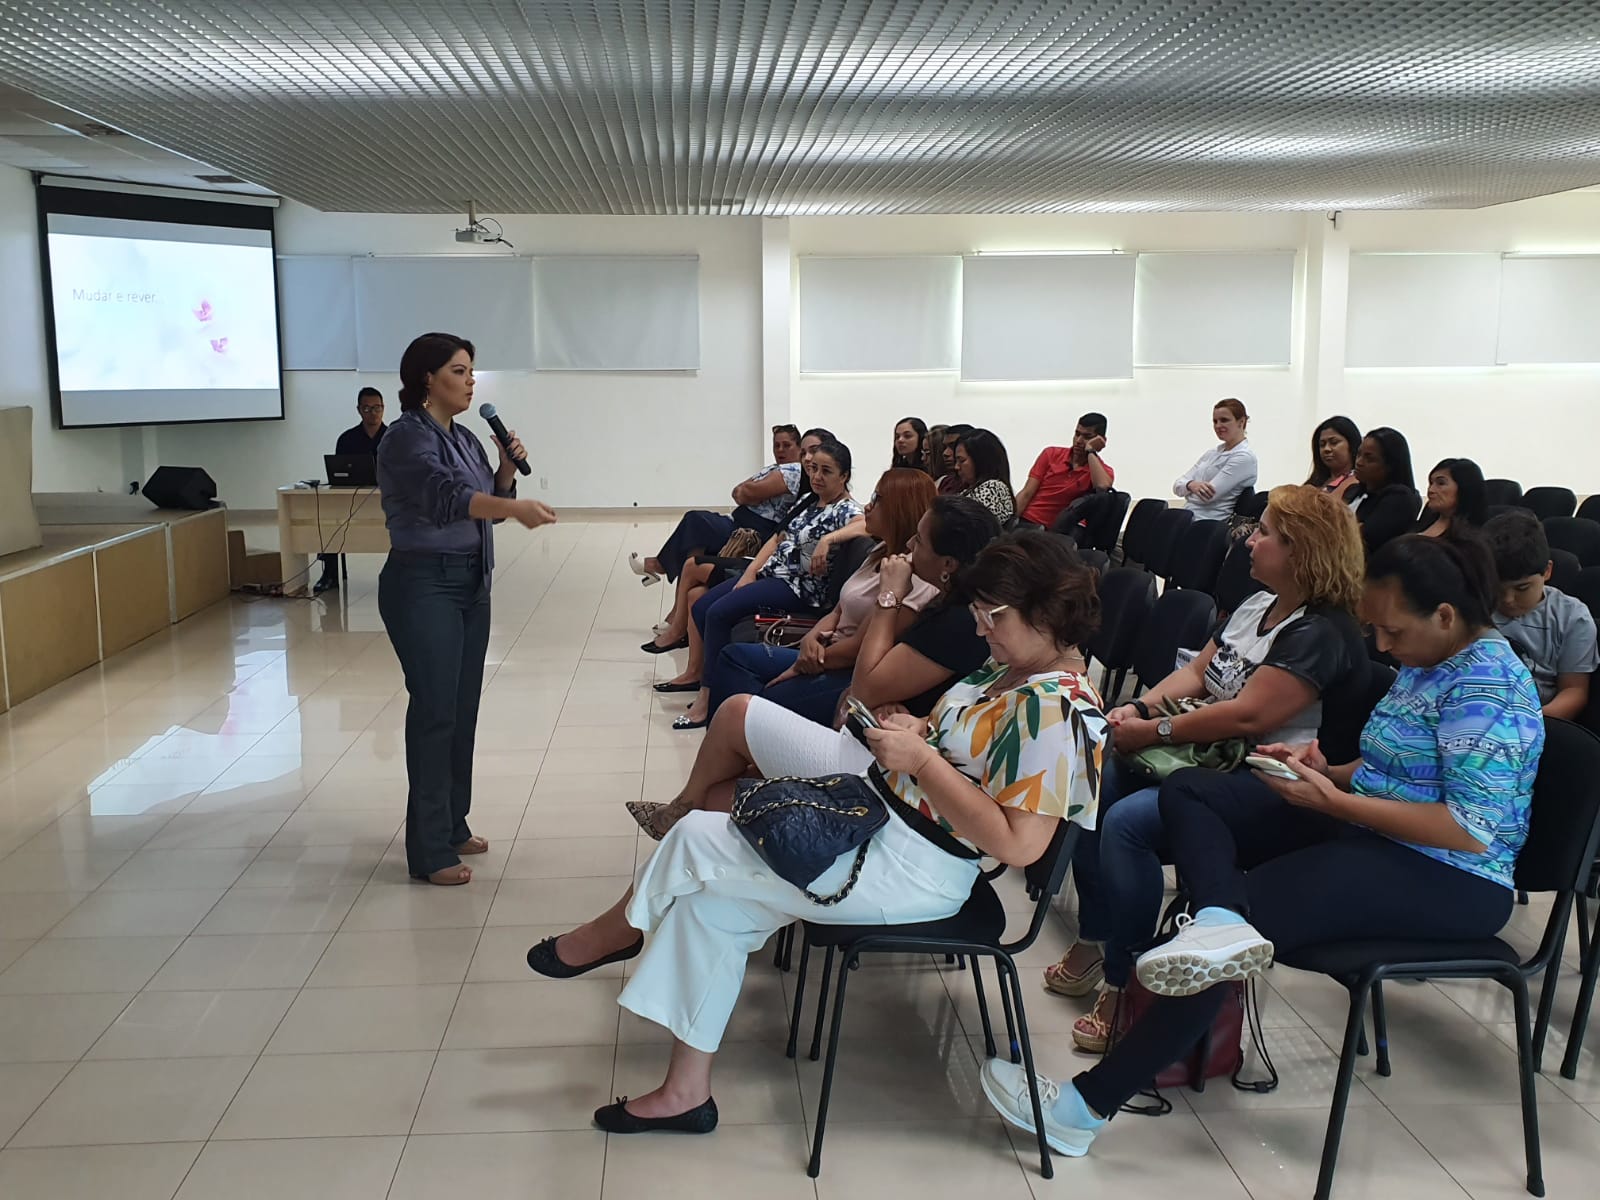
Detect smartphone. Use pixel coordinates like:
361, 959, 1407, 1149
845, 696, 882, 731
1245, 753, 1300, 781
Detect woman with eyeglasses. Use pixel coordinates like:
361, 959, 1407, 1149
529, 532, 1109, 1144
627, 496, 1000, 838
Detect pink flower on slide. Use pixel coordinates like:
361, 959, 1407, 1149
210, 337, 229, 354
194, 300, 214, 322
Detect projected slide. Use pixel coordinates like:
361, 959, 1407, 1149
49, 234, 279, 392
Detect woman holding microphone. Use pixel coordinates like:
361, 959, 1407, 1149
376, 332, 556, 885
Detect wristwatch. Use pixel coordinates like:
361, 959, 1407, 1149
1157, 717, 1175, 745
876, 591, 901, 610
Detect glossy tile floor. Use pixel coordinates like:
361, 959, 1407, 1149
0, 515, 1596, 1198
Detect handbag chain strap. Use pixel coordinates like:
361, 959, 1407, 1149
732, 774, 878, 905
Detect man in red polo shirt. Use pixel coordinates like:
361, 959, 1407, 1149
1017, 412, 1114, 528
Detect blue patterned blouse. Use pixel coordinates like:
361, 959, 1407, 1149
1352, 635, 1544, 888
759, 495, 864, 608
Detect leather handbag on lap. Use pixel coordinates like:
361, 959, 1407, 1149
729, 773, 888, 905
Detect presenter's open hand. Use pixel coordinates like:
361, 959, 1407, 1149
512, 499, 558, 529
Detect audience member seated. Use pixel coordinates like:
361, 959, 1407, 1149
1344, 426, 1421, 555
1306, 415, 1361, 501
702, 469, 936, 727
641, 428, 830, 654
1484, 509, 1598, 720
529, 534, 1110, 1143
892, 417, 929, 470
936, 423, 975, 494
1417, 457, 1487, 537
1045, 486, 1368, 1049
1173, 398, 1259, 520
955, 427, 1018, 525
1016, 412, 1114, 529
922, 424, 944, 474
628, 495, 1000, 838
631, 424, 807, 589
658, 441, 864, 730
984, 533, 1544, 1159
317, 385, 388, 592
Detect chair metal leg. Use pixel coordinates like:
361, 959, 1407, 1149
1562, 919, 1600, 1080
1575, 895, 1591, 964
773, 924, 791, 971
807, 948, 858, 1178
809, 945, 836, 1061
1517, 889, 1530, 906
995, 960, 1021, 1062
969, 955, 998, 1059
1534, 933, 1565, 1073
1314, 979, 1371, 1200
785, 938, 812, 1059
1370, 981, 1392, 1076
1510, 976, 1546, 1197
1004, 957, 1054, 1180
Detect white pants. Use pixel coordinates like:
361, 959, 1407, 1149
742, 692, 875, 780
619, 807, 981, 1053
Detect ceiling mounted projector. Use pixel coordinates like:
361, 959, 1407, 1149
453, 200, 513, 249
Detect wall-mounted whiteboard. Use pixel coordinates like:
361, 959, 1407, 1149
277, 256, 357, 370
532, 256, 700, 371
1134, 252, 1295, 366
1497, 255, 1600, 364
960, 253, 1135, 381
1346, 253, 1500, 368
798, 256, 960, 373
354, 256, 535, 372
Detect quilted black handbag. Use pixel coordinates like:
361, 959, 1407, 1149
729, 773, 889, 905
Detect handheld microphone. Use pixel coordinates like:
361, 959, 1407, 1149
478, 403, 531, 476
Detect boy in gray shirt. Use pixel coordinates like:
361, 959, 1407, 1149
1484, 510, 1598, 720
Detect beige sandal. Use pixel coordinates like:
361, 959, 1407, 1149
419, 864, 472, 886
1043, 942, 1105, 998
1072, 986, 1121, 1053
454, 836, 490, 855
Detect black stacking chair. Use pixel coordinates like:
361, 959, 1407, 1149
1085, 568, 1158, 700
1486, 479, 1524, 508
787, 821, 1081, 1179
1119, 498, 1168, 567
1542, 517, 1600, 569
1234, 489, 1270, 521
1274, 719, 1600, 1200
1213, 537, 1266, 618
1130, 589, 1216, 696
1549, 549, 1581, 597
1519, 487, 1577, 521
1143, 508, 1194, 583
1576, 494, 1600, 526
1168, 519, 1230, 594
1573, 566, 1600, 625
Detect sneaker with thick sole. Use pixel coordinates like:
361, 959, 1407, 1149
1134, 913, 1273, 997
979, 1058, 1098, 1158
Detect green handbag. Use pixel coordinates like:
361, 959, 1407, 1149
1120, 697, 1248, 782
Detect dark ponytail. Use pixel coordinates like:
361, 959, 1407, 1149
1366, 532, 1497, 629
398, 332, 475, 412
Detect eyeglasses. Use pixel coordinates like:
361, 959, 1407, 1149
358, 403, 384, 415
969, 602, 1011, 631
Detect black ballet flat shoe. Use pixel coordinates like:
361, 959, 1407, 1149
593, 1096, 719, 1135
652, 680, 700, 693
641, 637, 689, 654
526, 934, 644, 980
672, 715, 709, 731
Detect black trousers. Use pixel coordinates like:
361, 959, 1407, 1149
378, 551, 491, 877
1073, 767, 1514, 1117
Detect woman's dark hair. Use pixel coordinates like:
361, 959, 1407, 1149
956, 428, 1013, 488
802, 427, 836, 445
963, 530, 1101, 648
771, 423, 801, 443
398, 332, 475, 412
926, 496, 1002, 567
1420, 457, 1488, 530
809, 439, 852, 486
892, 416, 930, 470
1362, 426, 1415, 492
1307, 416, 1361, 487
1366, 532, 1497, 630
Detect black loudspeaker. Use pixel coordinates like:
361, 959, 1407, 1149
142, 466, 218, 511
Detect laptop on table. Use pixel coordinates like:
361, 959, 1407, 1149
324, 454, 378, 487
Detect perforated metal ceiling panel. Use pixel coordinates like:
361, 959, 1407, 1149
0, 1, 1596, 213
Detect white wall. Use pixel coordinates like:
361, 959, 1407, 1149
152, 205, 765, 509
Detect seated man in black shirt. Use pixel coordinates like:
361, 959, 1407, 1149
317, 387, 387, 592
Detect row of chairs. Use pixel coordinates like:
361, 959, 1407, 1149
1486, 480, 1600, 523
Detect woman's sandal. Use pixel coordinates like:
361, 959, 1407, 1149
412, 864, 472, 886
527, 933, 645, 979
1071, 987, 1119, 1054
625, 800, 687, 841
453, 836, 489, 855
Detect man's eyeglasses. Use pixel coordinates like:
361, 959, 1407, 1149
358, 404, 384, 415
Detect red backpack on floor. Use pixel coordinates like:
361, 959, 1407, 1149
1110, 977, 1277, 1113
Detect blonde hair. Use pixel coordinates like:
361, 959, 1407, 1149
1265, 484, 1365, 613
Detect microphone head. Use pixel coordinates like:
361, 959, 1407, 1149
477, 402, 497, 420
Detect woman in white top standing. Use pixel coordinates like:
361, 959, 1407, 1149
1173, 398, 1258, 521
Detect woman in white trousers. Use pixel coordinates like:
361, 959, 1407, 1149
530, 532, 1109, 1136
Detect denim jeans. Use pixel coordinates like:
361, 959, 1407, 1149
1069, 756, 1167, 986
378, 551, 490, 877
707, 641, 852, 726
691, 576, 803, 699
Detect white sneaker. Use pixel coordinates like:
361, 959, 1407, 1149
1135, 913, 1273, 997
629, 553, 661, 586
979, 1058, 1099, 1158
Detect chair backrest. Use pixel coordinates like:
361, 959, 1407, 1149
1144, 508, 1195, 579
1077, 547, 1110, 577
820, 536, 877, 609
1169, 519, 1230, 593
1519, 486, 1577, 520
1573, 566, 1600, 625
1005, 820, 1084, 953
1576, 494, 1600, 526
1550, 548, 1581, 596
1087, 489, 1133, 555
1235, 489, 1270, 521
1485, 479, 1524, 508
1212, 536, 1266, 616
1132, 588, 1217, 688
1543, 516, 1600, 568
1514, 719, 1600, 897
1120, 498, 1168, 565
1086, 567, 1157, 671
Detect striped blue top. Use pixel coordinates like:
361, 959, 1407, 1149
1352, 635, 1544, 888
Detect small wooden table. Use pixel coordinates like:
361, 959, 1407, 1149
276, 485, 389, 596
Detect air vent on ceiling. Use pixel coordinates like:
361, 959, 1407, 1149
194, 173, 243, 183
75, 121, 120, 137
